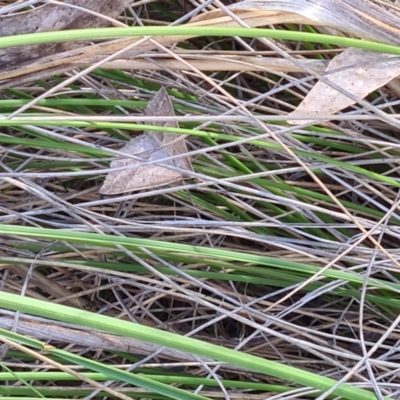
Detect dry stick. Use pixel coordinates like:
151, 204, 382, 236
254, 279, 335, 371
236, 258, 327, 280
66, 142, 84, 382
0, 51, 329, 89
97, 56, 328, 73
0, 314, 234, 369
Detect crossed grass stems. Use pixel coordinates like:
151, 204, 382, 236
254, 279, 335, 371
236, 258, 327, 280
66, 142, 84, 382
1, 1, 400, 400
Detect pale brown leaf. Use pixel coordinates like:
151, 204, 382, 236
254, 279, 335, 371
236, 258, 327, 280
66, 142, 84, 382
228, 0, 400, 45
287, 47, 400, 124
0, 0, 130, 67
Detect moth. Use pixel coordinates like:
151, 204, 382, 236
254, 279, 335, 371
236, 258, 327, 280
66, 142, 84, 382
99, 87, 192, 195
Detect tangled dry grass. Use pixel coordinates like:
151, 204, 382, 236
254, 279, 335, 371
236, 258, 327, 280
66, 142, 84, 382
1, 1, 400, 399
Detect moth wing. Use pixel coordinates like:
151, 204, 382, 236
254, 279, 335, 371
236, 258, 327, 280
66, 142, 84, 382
100, 88, 191, 195
163, 134, 193, 172
132, 165, 182, 191
146, 88, 192, 172
99, 158, 140, 195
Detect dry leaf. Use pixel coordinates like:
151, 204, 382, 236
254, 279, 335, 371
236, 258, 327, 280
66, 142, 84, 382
228, 0, 400, 45
99, 88, 192, 195
287, 47, 400, 124
0, 0, 130, 67
0, 9, 310, 87
227, 1, 400, 123
3, 0, 400, 89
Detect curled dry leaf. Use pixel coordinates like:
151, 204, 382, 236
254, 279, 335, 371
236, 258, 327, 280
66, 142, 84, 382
288, 47, 400, 124
228, 0, 400, 45
0, 0, 130, 67
99, 88, 193, 196
229, 1, 400, 123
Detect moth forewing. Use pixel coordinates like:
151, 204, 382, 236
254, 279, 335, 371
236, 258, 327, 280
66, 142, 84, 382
99, 87, 193, 195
